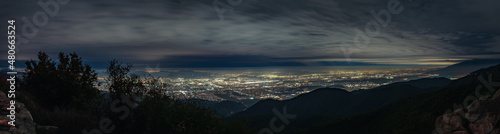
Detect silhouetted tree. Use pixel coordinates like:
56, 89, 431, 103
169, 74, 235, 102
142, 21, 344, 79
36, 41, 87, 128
106, 59, 144, 100
22, 51, 101, 110
104, 60, 253, 134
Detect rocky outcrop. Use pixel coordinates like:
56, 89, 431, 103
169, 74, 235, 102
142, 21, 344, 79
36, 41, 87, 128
435, 89, 500, 134
0, 91, 36, 134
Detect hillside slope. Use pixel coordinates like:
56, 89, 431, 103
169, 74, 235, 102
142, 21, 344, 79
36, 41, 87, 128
231, 77, 452, 130
307, 64, 500, 134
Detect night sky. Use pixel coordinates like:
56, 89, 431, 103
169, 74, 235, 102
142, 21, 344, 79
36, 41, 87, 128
1, 0, 499, 69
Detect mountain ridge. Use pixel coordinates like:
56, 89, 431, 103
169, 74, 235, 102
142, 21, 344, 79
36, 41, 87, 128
428, 59, 500, 78
231, 77, 453, 130
305, 63, 500, 134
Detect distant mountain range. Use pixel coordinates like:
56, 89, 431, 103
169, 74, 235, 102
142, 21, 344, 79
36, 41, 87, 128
134, 70, 214, 78
428, 59, 500, 78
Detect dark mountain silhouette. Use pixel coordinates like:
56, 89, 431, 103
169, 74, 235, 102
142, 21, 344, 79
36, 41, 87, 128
428, 59, 500, 78
184, 99, 258, 116
306, 63, 500, 134
199, 100, 248, 116
307, 61, 382, 66
231, 77, 452, 129
132, 70, 215, 78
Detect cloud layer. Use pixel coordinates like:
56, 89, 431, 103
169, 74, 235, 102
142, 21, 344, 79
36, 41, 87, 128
1, 0, 499, 68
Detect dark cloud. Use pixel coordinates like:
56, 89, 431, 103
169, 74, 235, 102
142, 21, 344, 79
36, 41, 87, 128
0, 0, 498, 68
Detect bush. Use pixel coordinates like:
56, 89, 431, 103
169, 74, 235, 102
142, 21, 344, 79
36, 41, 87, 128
22, 51, 101, 111
17, 52, 252, 133
31, 107, 99, 133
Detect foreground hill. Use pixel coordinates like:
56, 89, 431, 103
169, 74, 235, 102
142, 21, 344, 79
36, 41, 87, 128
197, 100, 248, 116
231, 77, 452, 130
307, 64, 500, 134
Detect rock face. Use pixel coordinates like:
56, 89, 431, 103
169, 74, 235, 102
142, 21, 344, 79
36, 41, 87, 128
435, 89, 500, 134
0, 91, 36, 134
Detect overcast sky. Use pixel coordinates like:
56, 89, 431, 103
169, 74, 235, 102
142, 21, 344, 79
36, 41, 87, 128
1, 0, 499, 69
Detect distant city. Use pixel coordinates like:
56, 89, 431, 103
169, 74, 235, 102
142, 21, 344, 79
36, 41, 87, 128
94, 66, 443, 102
